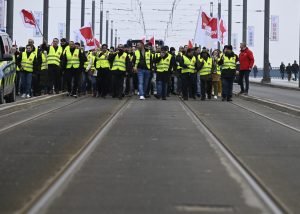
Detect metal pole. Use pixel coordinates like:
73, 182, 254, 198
242, 0, 247, 43
228, 0, 232, 45
100, 0, 103, 43
299, 22, 300, 88
210, 2, 213, 17
106, 11, 109, 45
262, 0, 270, 83
115, 29, 117, 48
81, 0, 85, 27
92, 0, 95, 33
66, 0, 71, 41
218, 0, 221, 49
6, 0, 14, 39
43, 0, 49, 42
110, 20, 113, 47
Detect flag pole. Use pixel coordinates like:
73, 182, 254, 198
31, 11, 47, 43
194, 6, 202, 47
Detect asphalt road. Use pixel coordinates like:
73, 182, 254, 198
234, 84, 300, 108
0, 96, 125, 214
0, 96, 299, 213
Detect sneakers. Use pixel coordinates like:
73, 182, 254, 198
26, 94, 31, 99
139, 96, 145, 100
21, 94, 26, 98
214, 95, 218, 99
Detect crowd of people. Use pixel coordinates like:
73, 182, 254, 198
12, 38, 255, 101
280, 61, 299, 81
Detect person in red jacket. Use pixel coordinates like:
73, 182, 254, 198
238, 42, 254, 95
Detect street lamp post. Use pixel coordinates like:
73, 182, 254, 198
66, 0, 71, 41
210, 2, 214, 17
6, 0, 14, 39
43, 0, 49, 42
243, 0, 247, 43
111, 20, 113, 47
106, 11, 109, 45
100, 0, 103, 43
81, 0, 85, 27
115, 29, 117, 48
218, 0, 221, 49
228, 0, 232, 45
262, 0, 270, 83
92, 0, 95, 34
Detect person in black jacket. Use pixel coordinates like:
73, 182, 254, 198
280, 62, 285, 80
292, 60, 299, 81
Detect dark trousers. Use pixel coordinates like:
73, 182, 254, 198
32, 72, 41, 96
239, 70, 250, 93
81, 71, 92, 93
200, 74, 212, 99
189, 73, 197, 98
181, 73, 191, 99
39, 70, 48, 93
66, 68, 81, 95
97, 68, 110, 97
156, 72, 169, 99
48, 65, 61, 93
222, 77, 234, 99
111, 70, 125, 98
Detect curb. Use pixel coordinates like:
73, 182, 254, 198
234, 93, 300, 117
250, 81, 300, 91
0, 93, 67, 116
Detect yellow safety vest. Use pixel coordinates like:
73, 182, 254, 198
111, 52, 127, 71
177, 52, 183, 70
21, 52, 36, 72
199, 57, 212, 76
47, 46, 62, 66
41, 53, 48, 70
66, 49, 80, 69
84, 52, 96, 71
134, 50, 151, 70
156, 54, 172, 72
222, 55, 237, 70
182, 55, 196, 73
96, 51, 110, 69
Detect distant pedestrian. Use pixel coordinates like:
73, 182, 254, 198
238, 42, 254, 95
286, 63, 292, 81
280, 62, 285, 80
253, 65, 258, 78
292, 60, 299, 81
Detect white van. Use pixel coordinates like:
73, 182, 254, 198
0, 32, 16, 104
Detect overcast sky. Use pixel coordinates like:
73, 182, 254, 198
3, 0, 300, 67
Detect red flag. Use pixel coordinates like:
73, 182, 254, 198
141, 36, 146, 44
208, 18, 218, 39
149, 36, 155, 46
77, 26, 97, 51
201, 12, 211, 29
188, 40, 193, 48
95, 38, 101, 48
219, 19, 227, 44
20, 9, 36, 28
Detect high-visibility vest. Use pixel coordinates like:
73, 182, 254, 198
134, 50, 151, 70
156, 54, 172, 72
222, 55, 237, 70
84, 52, 96, 71
111, 52, 127, 71
41, 52, 48, 70
177, 52, 183, 70
96, 51, 110, 69
182, 55, 196, 73
66, 49, 80, 69
199, 57, 212, 76
47, 46, 62, 66
21, 52, 36, 72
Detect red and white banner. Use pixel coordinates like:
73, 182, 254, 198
194, 8, 227, 48
76, 26, 99, 51
188, 40, 193, 48
20, 9, 36, 28
149, 35, 155, 46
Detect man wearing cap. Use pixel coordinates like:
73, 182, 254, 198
133, 42, 153, 100
218, 45, 239, 101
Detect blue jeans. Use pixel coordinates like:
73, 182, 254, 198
222, 77, 234, 99
137, 69, 151, 97
81, 72, 92, 93
20, 71, 32, 95
156, 72, 169, 98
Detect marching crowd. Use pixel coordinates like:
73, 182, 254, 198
12, 38, 255, 101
